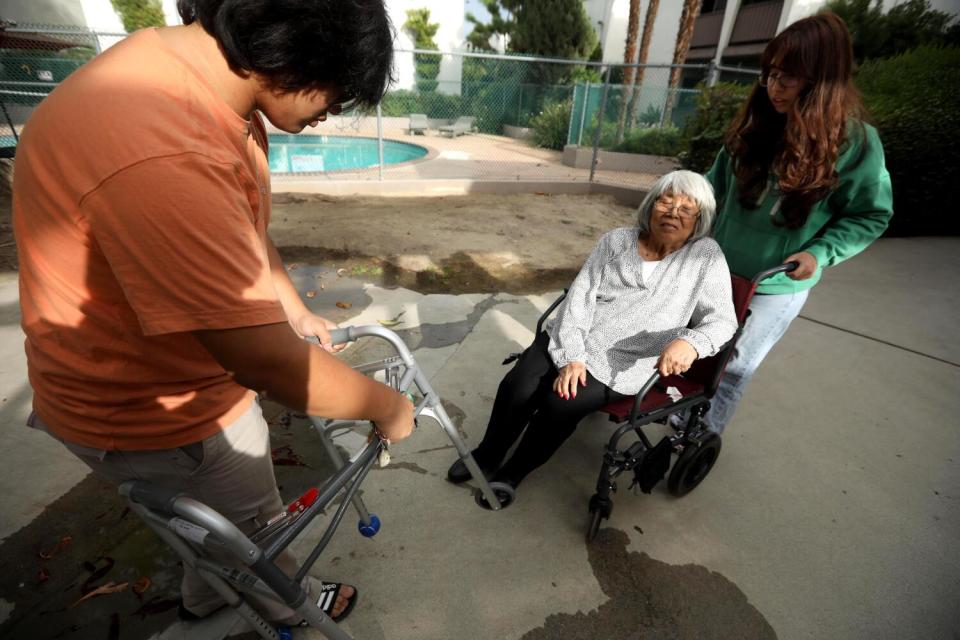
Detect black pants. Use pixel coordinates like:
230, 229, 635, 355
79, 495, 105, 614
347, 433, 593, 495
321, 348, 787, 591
474, 332, 628, 485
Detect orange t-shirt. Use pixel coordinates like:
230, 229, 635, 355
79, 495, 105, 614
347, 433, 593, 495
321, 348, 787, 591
13, 29, 287, 450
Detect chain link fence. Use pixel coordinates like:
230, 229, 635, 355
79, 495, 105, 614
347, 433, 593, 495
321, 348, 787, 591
1, 24, 760, 186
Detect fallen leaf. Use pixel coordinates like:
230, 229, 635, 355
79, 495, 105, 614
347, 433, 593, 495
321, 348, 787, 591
37, 568, 50, 583
70, 581, 129, 608
535, 191, 548, 196
335, 301, 352, 309
305, 290, 317, 298
336, 268, 347, 277
286, 262, 303, 271
378, 319, 402, 327
39, 535, 73, 559
81, 556, 115, 593
132, 576, 151, 595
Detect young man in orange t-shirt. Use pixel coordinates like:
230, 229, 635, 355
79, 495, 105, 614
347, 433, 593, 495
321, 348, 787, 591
13, 0, 412, 625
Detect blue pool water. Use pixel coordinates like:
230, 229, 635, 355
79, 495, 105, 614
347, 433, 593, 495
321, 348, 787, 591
268, 135, 427, 173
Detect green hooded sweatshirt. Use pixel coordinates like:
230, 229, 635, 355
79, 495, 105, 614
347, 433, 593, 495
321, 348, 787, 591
706, 122, 893, 294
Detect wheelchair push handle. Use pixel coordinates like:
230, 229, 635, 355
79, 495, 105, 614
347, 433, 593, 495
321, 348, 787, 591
751, 260, 800, 285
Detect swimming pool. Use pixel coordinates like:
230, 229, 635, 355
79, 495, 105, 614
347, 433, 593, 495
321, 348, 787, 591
268, 135, 428, 173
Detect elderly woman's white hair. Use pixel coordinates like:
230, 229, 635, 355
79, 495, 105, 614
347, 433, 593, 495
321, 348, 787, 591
637, 170, 716, 241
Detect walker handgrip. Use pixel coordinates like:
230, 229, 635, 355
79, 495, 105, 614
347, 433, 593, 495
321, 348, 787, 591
304, 328, 354, 347
122, 481, 185, 515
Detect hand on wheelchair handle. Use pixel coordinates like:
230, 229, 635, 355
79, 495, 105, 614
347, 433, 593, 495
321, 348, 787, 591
783, 252, 816, 280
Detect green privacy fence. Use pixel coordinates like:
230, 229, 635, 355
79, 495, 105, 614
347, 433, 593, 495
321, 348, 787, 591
568, 74, 704, 148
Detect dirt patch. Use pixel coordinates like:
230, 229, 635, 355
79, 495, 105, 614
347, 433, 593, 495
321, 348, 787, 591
0, 189, 638, 292
271, 192, 636, 293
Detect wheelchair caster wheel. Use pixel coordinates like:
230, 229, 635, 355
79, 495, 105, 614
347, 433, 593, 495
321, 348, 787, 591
358, 514, 381, 537
668, 432, 721, 497
474, 481, 515, 511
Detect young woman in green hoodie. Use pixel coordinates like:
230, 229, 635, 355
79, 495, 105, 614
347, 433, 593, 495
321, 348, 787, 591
704, 12, 893, 433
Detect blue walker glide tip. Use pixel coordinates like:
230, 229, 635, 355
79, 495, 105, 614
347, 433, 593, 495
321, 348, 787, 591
358, 514, 381, 537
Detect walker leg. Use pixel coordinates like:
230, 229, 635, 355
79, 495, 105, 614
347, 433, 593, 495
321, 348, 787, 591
310, 417, 374, 526
420, 402, 505, 511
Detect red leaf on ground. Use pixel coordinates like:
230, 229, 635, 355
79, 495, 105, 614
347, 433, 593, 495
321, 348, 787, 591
70, 581, 129, 608
132, 576, 151, 595
38, 535, 73, 560
37, 568, 50, 583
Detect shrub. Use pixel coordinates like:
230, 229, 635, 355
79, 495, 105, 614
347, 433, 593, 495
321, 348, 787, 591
531, 100, 573, 150
380, 90, 464, 119
678, 82, 751, 173
613, 126, 684, 157
856, 45, 960, 235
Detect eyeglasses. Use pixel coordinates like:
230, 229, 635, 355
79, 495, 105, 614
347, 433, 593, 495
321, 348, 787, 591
759, 71, 804, 89
327, 96, 358, 116
654, 195, 699, 219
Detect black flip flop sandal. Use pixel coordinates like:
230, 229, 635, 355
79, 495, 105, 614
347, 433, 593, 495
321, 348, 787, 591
314, 582, 358, 623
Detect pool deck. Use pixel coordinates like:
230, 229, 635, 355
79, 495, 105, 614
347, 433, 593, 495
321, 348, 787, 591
265, 119, 664, 193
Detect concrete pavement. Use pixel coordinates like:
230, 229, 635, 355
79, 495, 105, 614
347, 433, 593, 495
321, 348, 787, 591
0, 237, 957, 640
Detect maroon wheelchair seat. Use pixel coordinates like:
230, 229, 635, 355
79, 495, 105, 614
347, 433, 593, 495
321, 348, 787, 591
599, 270, 762, 422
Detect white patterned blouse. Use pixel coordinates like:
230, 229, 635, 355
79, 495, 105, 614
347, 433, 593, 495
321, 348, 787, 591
547, 227, 738, 395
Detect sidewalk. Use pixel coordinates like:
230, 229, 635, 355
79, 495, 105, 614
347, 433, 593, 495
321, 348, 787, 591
0, 237, 957, 639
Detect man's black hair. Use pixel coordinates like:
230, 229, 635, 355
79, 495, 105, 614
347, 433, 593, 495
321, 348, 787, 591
177, 0, 394, 109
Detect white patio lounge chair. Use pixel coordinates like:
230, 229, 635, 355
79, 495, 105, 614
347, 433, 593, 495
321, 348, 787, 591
438, 116, 475, 138
407, 113, 429, 135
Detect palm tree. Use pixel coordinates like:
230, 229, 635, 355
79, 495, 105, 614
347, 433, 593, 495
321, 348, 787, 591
615, 0, 642, 143
627, 0, 660, 130
662, 0, 702, 127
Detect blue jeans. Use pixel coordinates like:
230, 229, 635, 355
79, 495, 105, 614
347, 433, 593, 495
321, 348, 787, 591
705, 289, 809, 434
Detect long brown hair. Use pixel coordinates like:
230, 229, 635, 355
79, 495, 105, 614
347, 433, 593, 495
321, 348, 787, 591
725, 12, 866, 229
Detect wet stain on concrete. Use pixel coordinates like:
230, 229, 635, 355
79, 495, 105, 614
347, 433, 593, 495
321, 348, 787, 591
413, 295, 512, 349
0, 471, 184, 639
521, 528, 777, 640
372, 461, 429, 475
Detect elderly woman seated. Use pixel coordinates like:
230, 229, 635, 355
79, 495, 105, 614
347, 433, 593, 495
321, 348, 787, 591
447, 170, 738, 494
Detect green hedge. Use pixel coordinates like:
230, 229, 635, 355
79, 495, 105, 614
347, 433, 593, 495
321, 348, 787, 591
856, 45, 960, 236
613, 126, 684, 157
530, 100, 572, 150
678, 82, 751, 173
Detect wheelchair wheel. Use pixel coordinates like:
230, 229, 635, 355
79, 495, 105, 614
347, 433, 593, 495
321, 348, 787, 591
586, 494, 613, 543
667, 432, 721, 497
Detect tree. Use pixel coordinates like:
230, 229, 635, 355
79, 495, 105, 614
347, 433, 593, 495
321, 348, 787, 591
826, 0, 959, 62
404, 8, 441, 92
662, 0, 702, 127
615, 0, 642, 143
466, 0, 598, 84
110, 0, 165, 32
628, 0, 661, 128
466, 0, 518, 52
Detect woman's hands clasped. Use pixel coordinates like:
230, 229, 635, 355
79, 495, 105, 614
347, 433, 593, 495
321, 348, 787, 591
656, 339, 698, 377
554, 361, 587, 400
